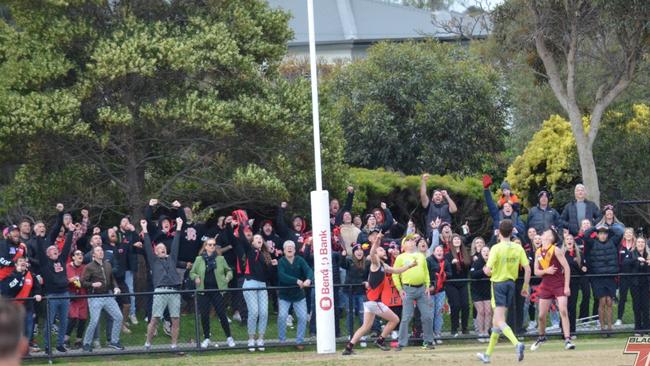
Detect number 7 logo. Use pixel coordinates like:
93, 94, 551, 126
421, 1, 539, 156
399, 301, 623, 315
625, 337, 650, 366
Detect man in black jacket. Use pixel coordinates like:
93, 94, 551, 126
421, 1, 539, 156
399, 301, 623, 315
38, 222, 75, 353
560, 184, 601, 236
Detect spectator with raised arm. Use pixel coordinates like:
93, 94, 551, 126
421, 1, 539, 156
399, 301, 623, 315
482, 175, 525, 240
331, 186, 355, 227
141, 217, 183, 352
232, 217, 276, 352
420, 174, 458, 237
38, 214, 75, 354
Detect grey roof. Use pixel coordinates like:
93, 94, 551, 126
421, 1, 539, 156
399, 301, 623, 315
267, 0, 471, 46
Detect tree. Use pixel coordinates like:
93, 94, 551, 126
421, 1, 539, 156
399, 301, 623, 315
0, 0, 346, 222
493, 0, 650, 205
507, 104, 650, 210
506, 114, 581, 208
324, 41, 508, 176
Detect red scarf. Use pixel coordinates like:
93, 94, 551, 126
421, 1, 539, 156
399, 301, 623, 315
435, 258, 447, 293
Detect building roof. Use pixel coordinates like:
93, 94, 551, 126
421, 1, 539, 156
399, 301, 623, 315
267, 0, 479, 46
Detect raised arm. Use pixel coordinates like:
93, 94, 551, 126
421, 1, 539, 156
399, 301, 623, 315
61, 226, 75, 259
335, 187, 354, 226
420, 174, 430, 209
170, 217, 183, 263
445, 190, 458, 214
484, 188, 500, 226
380, 203, 394, 233
139, 220, 154, 263
275, 202, 290, 239
47, 204, 65, 244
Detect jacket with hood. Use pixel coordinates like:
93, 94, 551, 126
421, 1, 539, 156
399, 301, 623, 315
276, 206, 309, 251
176, 207, 205, 269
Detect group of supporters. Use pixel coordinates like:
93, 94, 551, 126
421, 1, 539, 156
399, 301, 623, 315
0, 174, 648, 359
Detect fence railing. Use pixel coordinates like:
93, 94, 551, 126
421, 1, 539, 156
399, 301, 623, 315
18, 271, 650, 362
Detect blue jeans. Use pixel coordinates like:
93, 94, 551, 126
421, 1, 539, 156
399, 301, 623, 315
125, 271, 136, 316
45, 293, 70, 350
432, 291, 446, 336
25, 310, 34, 341
346, 292, 364, 336
278, 298, 308, 344
83, 296, 123, 346
242, 279, 268, 336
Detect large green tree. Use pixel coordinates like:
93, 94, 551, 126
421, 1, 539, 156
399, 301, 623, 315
0, 0, 346, 222
492, 0, 650, 205
325, 41, 508, 177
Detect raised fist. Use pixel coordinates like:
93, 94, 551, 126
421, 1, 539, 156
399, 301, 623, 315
175, 217, 183, 228
347, 186, 354, 193
280, 202, 288, 209
140, 220, 148, 231
81, 209, 89, 218
56, 203, 64, 212
149, 198, 158, 206
171, 200, 181, 208
422, 174, 430, 182
380, 202, 387, 210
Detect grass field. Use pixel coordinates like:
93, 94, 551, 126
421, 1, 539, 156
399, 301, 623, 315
26, 337, 636, 366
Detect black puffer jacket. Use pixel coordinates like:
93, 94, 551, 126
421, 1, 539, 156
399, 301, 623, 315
584, 225, 624, 275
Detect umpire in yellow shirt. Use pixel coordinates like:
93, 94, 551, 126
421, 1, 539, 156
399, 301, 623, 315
477, 219, 531, 364
392, 234, 435, 350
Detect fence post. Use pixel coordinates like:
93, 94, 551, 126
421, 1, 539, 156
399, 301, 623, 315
193, 289, 201, 350
45, 296, 52, 364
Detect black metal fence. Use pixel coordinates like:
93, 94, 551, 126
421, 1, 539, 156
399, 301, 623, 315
19, 272, 650, 362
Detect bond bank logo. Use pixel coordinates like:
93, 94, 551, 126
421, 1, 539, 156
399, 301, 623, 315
624, 336, 650, 366
319, 297, 332, 311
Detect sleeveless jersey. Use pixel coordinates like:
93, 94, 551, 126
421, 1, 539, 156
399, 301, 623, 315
537, 245, 564, 289
366, 263, 387, 302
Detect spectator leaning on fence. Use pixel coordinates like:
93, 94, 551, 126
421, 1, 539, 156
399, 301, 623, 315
141, 217, 183, 351
1, 256, 42, 355
277, 240, 313, 350
189, 237, 235, 349
80, 246, 124, 352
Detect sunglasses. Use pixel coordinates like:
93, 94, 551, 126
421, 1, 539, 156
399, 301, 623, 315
205, 243, 215, 247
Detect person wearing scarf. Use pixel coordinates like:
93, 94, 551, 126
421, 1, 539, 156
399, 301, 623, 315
444, 234, 471, 336
189, 238, 235, 349
427, 245, 451, 344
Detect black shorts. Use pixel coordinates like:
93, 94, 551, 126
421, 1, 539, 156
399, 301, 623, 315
591, 277, 617, 299
491, 281, 515, 309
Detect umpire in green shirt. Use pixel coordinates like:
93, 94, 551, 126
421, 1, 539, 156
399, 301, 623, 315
392, 234, 435, 350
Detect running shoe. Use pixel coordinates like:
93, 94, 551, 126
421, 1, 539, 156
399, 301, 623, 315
476, 352, 491, 364
564, 340, 576, 350
530, 336, 547, 351
516, 342, 525, 362
374, 339, 389, 351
